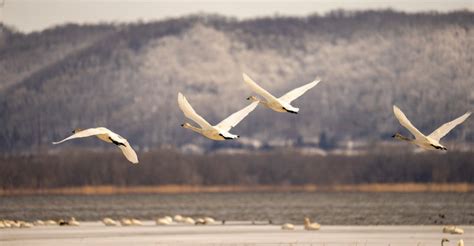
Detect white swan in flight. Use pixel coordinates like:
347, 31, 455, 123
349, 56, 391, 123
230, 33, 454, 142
178, 92, 258, 140
392, 105, 471, 151
243, 73, 321, 114
53, 127, 139, 164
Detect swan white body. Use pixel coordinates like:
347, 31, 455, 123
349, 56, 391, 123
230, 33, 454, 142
204, 217, 215, 224
458, 239, 464, 246
45, 220, 57, 226
130, 219, 142, 226
393, 105, 471, 151
174, 215, 185, 223
53, 127, 139, 164
281, 223, 295, 230
69, 217, 80, 226
33, 220, 45, 226
102, 218, 119, 226
441, 238, 449, 246
243, 73, 321, 114
443, 225, 464, 234
178, 92, 258, 141
304, 217, 320, 231
183, 217, 195, 225
156, 217, 173, 225
120, 218, 132, 226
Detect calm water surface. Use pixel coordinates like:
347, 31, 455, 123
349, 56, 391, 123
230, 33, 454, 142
1, 192, 473, 225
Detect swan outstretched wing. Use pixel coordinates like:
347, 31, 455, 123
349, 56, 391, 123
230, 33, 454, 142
243, 73, 278, 102
428, 112, 471, 141
178, 92, 213, 129
118, 141, 139, 164
393, 105, 426, 140
217, 101, 259, 132
52, 127, 112, 144
279, 78, 321, 103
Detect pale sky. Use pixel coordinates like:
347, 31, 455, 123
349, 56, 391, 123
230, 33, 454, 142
1, 0, 473, 33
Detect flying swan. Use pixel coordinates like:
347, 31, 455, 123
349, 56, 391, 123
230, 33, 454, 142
53, 127, 139, 164
178, 92, 258, 140
392, 105, 471, 151
243, 73, 321, 114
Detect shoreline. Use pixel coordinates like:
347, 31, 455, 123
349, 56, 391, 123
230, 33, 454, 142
1, 182, 473, 196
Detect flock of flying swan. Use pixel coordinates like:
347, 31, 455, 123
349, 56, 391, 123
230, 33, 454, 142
53, 73, 472, 164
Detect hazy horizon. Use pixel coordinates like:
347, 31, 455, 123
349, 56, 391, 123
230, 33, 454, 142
1, 0, 473, 33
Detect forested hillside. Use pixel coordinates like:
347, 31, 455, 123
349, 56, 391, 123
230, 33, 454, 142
1, 11, 473, 153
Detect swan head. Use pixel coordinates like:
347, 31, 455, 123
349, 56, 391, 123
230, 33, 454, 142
392, 133, 411, 141
72, 128, 84, 134
181, 123, 192, 128
246, 96, 259, 102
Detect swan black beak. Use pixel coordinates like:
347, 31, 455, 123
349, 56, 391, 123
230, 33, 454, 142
246, 97, 250, 100
180, 124, 184, 127
391, 134, 396, 138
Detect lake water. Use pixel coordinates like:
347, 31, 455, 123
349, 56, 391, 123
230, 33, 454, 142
1, 192, 473, 225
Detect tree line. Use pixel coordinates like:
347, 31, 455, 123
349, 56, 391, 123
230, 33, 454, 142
1, 149, 473, 189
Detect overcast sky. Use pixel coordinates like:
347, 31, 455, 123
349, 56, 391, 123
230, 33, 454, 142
1, 0, 473, 33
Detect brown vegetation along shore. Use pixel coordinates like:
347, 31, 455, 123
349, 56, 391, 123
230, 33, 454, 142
1, 183, 473, 196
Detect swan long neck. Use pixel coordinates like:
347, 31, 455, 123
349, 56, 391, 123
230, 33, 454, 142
182, 123, 203, 134
304, 218, 310, 226
392, 133, 412, 142
247, 96, 268, 106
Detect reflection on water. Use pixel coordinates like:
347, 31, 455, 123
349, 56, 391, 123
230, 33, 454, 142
1, 192, 473, 225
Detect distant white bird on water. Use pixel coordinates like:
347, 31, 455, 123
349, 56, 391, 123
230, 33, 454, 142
120, 218, 132, 226
45, 220, 57, 226
441, 238, 449, 246
281, 223, 295, 230
204, 217, 215, 224
102, 218, 119, 226
156, 216, 173, 225
130, 218, 142, 226
443, 225, 464, 234
53, 127, 138, 164
392, 105, 471, 151
178, 92, 258, 140
183, 217, 195, 225
33, 220, 45, 226
304, 217, 320, 231
174, 215, 185, 223
243, 73, 321, 114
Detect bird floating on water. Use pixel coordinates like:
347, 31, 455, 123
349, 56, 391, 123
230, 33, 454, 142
174, 215, 185, 223
304, 217, 321, 231
243, 73, 321, 114
183, 217, 195, 225
443, 225, 464, 234
102, 218, 119, 226
281, 223, 295, 230
53, 127, 138, 164
156, 216, 173, 225
441, 238, 450, 246
204, 217, 215, 224
178, 92, 258, 140
392, 105, 471, 151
